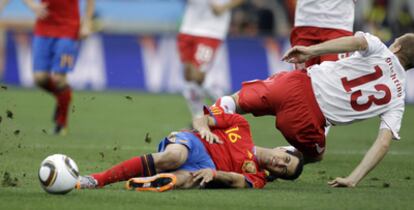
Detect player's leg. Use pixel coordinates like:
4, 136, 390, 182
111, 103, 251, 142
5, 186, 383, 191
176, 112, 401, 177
235, 72, 290, 116
182, 64, 206, 118
273, 70, 326, 163
196, 38, 222, 102
50, 38, 78, 135
76, 153, 157, 189
214, 73, 289, 116
79, 143, 188, 189
125, 132, 216, 191
32, 36, 66, 133
178, 33, 221, 118
78, 131, 215, 189
178, 34, 205, 118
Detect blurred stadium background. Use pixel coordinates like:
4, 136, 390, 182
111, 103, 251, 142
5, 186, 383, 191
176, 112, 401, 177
1, 0, 414, 102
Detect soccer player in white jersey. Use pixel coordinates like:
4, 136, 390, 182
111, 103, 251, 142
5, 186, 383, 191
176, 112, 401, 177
291, 0, 356, 68
196, 32, 414, 187
178, 0, 244, 119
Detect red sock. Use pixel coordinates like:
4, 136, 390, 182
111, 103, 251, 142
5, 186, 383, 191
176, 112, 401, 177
91, 154, 156, 187
39, 77, 57, 94
54, 86, 72, 127
38, 78, 72, 127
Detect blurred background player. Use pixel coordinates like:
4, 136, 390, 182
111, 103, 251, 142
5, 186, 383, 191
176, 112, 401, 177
23, 0, 95, 135
178, 0, 244, 119
290, 0, 356, 69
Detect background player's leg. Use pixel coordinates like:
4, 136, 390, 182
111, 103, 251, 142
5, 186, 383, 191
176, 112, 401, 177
182, 63, 206, 118
202, 82, 225, 102
50, 38, 78, 135
32, 36, 65, 133
50, 73, 71, 134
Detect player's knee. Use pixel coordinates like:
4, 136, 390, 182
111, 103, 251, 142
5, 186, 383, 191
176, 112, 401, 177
33, 73, 49, 87
194, 74, 205, 85
158, 149, 186, 170
51, 74, 67, 88
183, 64, 204, 84
183, 64, 194, 81
184, 71, 192, 82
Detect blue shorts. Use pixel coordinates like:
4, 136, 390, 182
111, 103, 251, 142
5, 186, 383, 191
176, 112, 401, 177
158, 132, 216, 172
33, 36, 79, 73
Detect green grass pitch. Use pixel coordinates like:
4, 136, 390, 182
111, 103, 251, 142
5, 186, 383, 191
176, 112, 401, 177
0, 87, 413, 210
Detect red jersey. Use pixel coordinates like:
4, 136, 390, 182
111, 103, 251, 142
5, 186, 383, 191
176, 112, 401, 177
197, 106, 266, 189
34, 0, 80, 39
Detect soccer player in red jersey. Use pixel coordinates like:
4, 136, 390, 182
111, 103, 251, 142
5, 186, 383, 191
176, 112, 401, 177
204, 32, 414, 187
76, 105, 304, 191
23, 0, 95, 135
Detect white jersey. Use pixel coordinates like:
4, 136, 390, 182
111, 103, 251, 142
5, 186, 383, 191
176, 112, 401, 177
179, 0, 231, 40
308, 32, 406, 139
294, 0, 356, 32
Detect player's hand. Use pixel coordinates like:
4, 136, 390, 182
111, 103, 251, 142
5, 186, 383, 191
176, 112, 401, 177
32, 2, 48, 19
199, 129, 223, 144
79, 20, 93, 39
282, 46, 315, 64
210, 3, 226, 16
328, 177, 356, 188
192, 169, 216, 187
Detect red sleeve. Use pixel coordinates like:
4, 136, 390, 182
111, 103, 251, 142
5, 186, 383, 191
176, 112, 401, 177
244, 172, 266, 189
204, 106, 248, 129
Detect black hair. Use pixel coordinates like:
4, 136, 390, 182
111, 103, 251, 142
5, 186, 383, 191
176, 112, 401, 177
267, 150, 304, 181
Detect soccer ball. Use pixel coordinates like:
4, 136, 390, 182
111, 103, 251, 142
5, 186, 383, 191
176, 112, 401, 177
38, 154, 79, 194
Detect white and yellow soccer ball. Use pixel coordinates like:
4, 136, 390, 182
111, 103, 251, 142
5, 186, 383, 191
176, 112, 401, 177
38, 154, 79, 194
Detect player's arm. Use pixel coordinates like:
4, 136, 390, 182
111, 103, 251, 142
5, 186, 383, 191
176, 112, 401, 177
192, 169, 248, 188
23, 0, 48, 19
192, 115, 223, 144
211, 0, 244, 16
79, 0, 95, 39
282, 35, 368, 64
328, 128, 393, 188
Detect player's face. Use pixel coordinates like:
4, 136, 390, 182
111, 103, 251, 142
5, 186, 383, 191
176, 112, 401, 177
264, 148, 299, 177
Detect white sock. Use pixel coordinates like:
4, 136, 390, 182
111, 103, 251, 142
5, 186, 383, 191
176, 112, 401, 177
203, 84, 225, 102
182, 81, 205, 118
216, 96, 236, 114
